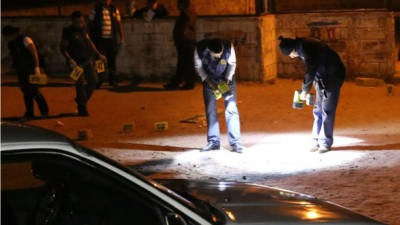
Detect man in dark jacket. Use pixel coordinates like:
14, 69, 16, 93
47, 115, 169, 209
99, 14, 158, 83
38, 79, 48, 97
194, 38, 244, 153
164, 0, 196, 90
89, 0, 125, 87
60, 11, 106, 116
279, 36, 345, 153
2, 25, 49, 119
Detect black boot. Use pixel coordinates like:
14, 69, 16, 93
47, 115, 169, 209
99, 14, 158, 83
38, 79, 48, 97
35, 93, 49, 117
78, 105, 89, 117
200, 142, 220, 152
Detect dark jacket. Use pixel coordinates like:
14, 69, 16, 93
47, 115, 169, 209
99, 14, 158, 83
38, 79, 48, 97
173, 8, 196, 46
296, 38, 345, 92
133, 5, 168, 19
8, 35, 35, 73
62, 25, 94, 64
196, 39, 232, 83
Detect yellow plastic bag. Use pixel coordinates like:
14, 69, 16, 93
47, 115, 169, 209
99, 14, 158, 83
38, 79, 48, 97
29, 74, 47, 85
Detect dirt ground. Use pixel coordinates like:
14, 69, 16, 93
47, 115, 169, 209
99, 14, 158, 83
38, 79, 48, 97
2, 76, 400, 224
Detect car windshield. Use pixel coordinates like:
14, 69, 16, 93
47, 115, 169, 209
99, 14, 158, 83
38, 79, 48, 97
76, 144, 224, 224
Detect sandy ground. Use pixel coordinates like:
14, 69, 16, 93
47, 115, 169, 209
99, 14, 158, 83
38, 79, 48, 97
2, 76, 400, 224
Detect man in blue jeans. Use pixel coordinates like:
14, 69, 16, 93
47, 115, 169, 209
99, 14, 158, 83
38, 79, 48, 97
194, 38, 244, 153
279, 36, 345, 153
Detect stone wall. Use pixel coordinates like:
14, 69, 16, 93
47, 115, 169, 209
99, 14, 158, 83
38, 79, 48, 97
268, 0, 400, 12
273, 11, 395, 80
2, 0, 256, 17
1, 16, 266, 81
2, 11, 396, 82
260, 14, 277, 82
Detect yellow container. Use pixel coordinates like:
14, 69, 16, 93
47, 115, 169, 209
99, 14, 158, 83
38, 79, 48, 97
70, 66, 84, 81
154, 121, 168, 131
29, 74, 47, 85
122, 123, 136, 133
95, 60, 105, 73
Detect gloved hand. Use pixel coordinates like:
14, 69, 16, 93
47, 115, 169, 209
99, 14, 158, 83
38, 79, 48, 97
98, 54, 107, 62
205, 78, 218, 91
225, 78, 232, 86
34, 66, 41, 75
69, 59, 78, 69
300, 90, 308, 101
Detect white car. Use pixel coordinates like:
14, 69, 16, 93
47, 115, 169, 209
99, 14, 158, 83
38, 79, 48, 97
1, 122, 384, 225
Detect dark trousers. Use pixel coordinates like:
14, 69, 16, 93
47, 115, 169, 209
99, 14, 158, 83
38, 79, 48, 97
94, 38, 118, 84
167, 42, 196, 87
75, 61, 98, 107
18, 72, 49, 117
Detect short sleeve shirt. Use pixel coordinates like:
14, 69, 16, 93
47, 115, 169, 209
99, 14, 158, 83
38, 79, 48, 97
62, 25, 93, 64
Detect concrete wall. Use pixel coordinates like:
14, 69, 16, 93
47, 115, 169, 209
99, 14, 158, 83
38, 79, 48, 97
2, 0, 256, 17
273, 11, 395, 80
268, 0, 400, 12
1, 16, 265, 81
259, 14, 277, 82
2, 11, 396, 82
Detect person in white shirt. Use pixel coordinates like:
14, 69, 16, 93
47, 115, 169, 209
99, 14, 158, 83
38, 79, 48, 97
2, 25, 49, 119
194, 38, 244, 153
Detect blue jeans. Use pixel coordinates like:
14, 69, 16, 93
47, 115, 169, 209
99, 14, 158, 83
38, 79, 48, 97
202, 78, 241, 146
312, 81, 342, 148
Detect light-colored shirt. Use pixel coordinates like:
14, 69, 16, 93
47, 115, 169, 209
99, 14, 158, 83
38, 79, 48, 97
23, 36, 34, 47
194, 43, 236, 82
89, 6, 121, 39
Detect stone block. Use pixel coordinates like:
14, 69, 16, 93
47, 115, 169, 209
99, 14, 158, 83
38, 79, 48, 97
133, 22, 154, 34
353, 29, 386, 40
154, 22, 174, 33
198, 21, 219, 33
356, 17, 380, 28
361, 40, 385, 53
355, 77, 384, 86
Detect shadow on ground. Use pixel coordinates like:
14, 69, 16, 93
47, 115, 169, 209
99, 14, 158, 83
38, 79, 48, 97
1, 113, 80, 122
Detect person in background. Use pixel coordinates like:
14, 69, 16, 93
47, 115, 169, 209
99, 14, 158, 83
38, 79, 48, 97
89, 0, 125, 88
60, 11, 106, 116
279, 36, 345, 153
194, 38, 244, 153
164, 0, 197, 90
2, 25, 49, 119
133, 0, 168, 21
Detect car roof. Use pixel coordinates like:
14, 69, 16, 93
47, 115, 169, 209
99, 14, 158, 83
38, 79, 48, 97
1, 122, 73, 150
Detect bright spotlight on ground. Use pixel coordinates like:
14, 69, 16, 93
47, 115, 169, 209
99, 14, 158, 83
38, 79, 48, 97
172, 132, 365, 176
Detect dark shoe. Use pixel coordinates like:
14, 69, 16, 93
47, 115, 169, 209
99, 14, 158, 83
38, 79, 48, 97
78, 106, 89, 117
110, 81, 118, 88
164, 83, 179, 90
200, 142, 220, 152
231, 143, 244, 153
180, 83, 195, 90
96, 80, 103, 89
24, 112, 34, 119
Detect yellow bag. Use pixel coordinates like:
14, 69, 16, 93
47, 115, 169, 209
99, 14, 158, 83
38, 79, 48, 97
29, 74, 47, 85
70, 66, 84, 81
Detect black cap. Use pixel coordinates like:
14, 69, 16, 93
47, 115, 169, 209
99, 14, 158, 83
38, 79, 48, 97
278, 36, 297, 56
2, 25, 20, 36
207, 38, 223, 53
71, 10, 83, 18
